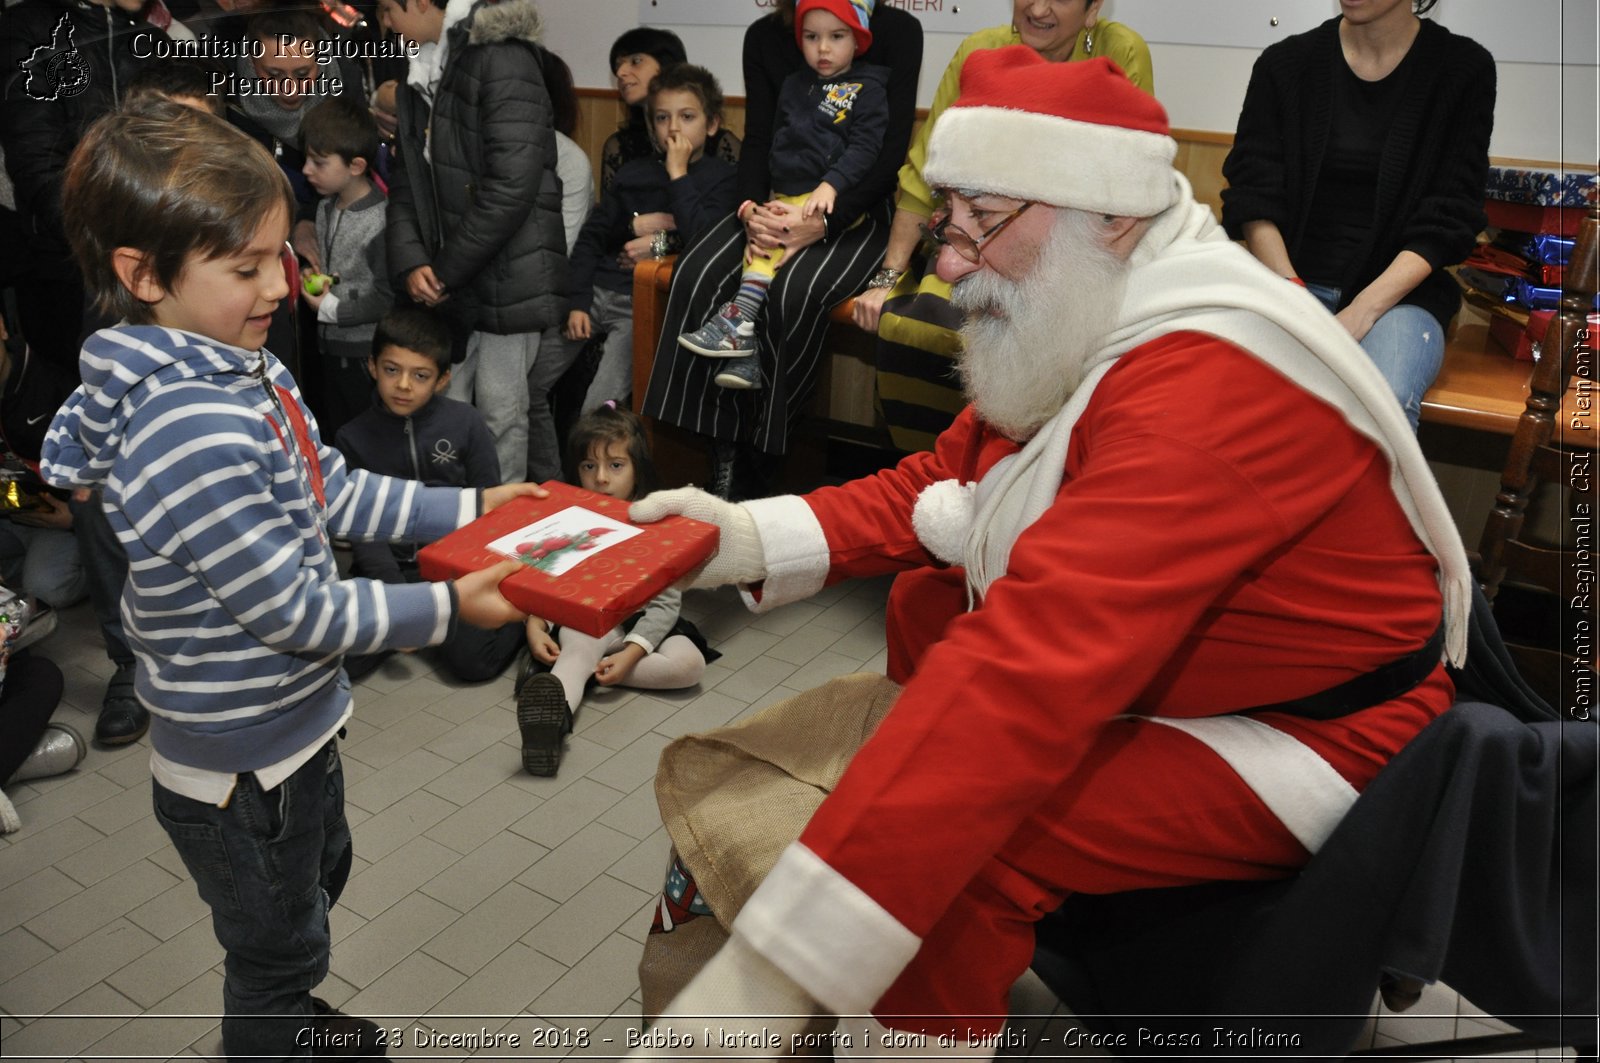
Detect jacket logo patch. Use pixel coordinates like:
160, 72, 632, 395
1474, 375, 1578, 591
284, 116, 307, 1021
818, 81, 863, 125
431, 438, 461, 466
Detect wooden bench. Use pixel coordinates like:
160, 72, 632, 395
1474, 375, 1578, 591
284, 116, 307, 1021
630, 259, 1597, 485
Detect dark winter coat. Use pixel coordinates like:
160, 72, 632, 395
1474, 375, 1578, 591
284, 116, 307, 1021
0, 0, 170, 270
387, 0, 565, 337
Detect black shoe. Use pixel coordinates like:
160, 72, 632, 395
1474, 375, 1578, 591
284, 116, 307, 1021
310, 997, 387, 1058
516, 673, 572, 777
94, 663, 149, 746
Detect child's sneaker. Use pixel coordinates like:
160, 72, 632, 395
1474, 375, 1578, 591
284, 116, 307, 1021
713, 353, 763, 390
517, 672, 572, 777
679, 302, 755, 357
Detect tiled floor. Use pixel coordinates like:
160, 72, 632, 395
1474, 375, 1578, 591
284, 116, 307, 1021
0, 575, 1575, 1061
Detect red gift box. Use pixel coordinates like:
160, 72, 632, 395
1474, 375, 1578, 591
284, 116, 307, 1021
1484, 200, 1584, 238
1489, 308, 1600, 363
417, 482, 719, 637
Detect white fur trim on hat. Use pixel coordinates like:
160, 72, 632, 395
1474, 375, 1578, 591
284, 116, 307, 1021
925, 106, 1178, 217
912, 479, 977, 566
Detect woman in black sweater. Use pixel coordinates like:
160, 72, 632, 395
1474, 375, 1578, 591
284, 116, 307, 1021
1221, 0, 1494, 430
640, 0, 922, 499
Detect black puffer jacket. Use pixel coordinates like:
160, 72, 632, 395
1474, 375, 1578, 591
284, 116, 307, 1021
387, 0, 565, 337
0, 0, 168, 268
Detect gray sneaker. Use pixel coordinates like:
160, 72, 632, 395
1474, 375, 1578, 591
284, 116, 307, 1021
679, 303, 756, 357
714, 353, 764, 390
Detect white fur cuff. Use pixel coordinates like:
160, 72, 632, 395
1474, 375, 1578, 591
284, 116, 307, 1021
740, 494, 830, 613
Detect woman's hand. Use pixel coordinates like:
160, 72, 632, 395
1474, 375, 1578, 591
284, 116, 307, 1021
632, 211, 676, 237
851, 285, 891, 333
744, 199, 825, 255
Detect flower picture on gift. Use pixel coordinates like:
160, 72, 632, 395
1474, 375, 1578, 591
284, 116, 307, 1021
486, 506, 642, 577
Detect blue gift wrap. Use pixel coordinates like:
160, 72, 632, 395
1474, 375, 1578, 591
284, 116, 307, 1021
1485, 166, 1597, 208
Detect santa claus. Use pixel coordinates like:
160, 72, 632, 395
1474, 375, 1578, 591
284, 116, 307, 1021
627, 46, 1473, 1055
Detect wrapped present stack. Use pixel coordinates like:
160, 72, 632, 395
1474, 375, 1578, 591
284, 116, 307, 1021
1456, 165, 1598, 362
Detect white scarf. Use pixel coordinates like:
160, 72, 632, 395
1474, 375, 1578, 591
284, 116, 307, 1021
959, 175, 1471, 666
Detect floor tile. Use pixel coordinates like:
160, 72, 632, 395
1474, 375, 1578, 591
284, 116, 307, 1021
527, 932, 642, 1018
524, 876, 650, 968
422, 881, 557, 978
587, 732, 672, 795
429, 941, 567, 1017
24, 858, 177, 950
518, 822, 638, 904
335, 893, 462, 989
509, 778, 627, 849
0, 982, 138, 1059
424, 780, 543, 856
338, 835, 462, 920
343, 747, 457, 814
342, 950, 467, 1020
422, 833, 551, 914
0, 867, 84, 936
0, 919, 161, 1015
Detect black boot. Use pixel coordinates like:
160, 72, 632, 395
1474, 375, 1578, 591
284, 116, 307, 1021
708, 439, 739, 500
94, 661, 149, 746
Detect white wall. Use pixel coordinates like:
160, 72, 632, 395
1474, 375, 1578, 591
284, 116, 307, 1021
540, 0, 1598, 165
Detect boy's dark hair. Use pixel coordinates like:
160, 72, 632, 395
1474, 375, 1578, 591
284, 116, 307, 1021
245, 8, 328, 47
63, 99, 296, 325
608, 27, 687, 74
647, 63, 724, 125
538, 47, 579, 139
563, 404, 658, 499
301, 95, 379, 170
370, 306, 452, 373
123, 59, 227, 117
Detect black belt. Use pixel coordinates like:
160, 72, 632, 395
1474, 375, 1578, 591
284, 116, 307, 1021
1233, 622, 1447, 721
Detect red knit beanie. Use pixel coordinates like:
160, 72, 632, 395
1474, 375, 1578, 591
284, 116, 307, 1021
795, 0, 873, 58
924, 47, 1178, 217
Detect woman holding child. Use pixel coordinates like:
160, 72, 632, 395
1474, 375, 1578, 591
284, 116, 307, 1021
851, 0, 1153, 455
640, 0, 923, 500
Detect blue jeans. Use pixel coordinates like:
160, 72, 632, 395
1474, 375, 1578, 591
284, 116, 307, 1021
152, 740, 352, 1062
1307, 284, 1445, 432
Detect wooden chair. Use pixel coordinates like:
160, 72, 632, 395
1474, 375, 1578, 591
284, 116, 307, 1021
1474, 203, 1600, 713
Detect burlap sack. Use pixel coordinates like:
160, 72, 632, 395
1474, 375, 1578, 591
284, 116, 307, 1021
639, 673, 903, 1025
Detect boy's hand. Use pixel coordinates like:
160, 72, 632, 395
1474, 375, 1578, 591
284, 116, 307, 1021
662, 133, 693, 178
12, 493, 72, 530
595, 642, 646, 686
454, 559, 526, 629
483, 482, 550, 512
527, 620, 560, 664
565, 310, 593, 341
301, 287, 325, 312
802, 183, 837, 219
292, 220, 322, 273
407, 265, 448, 306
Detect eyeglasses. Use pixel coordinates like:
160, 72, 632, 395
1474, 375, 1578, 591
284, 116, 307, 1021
923, 200, 1034, 264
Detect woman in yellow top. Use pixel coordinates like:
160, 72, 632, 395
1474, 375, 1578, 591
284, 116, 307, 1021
855, 0, 1153, 453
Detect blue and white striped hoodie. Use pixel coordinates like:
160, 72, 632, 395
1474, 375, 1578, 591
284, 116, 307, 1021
41, 326, 476, 772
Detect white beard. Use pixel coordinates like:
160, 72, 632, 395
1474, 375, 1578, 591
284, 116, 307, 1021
950, 209, 1131, 441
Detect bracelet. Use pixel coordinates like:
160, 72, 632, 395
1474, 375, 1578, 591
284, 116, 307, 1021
866, 267, 904, 290
651, 229, 671, 259
737, 199, 757, 222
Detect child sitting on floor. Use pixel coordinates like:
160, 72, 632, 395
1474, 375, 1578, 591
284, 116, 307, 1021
515, 403, 716, 776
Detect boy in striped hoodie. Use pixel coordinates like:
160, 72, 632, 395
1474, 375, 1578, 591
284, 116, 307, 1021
41, 100, 539, 1061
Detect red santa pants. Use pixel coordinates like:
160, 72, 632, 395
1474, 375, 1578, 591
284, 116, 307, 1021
870, 714, 1317, 1038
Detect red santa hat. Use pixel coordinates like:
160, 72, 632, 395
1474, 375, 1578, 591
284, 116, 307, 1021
923, 47, 1178, 218
795, 0, 873, 57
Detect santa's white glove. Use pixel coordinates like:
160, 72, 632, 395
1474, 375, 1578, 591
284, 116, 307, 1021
630, 487, 766, 589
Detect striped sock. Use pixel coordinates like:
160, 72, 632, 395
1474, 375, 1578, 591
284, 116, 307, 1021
731, 271, 771, 321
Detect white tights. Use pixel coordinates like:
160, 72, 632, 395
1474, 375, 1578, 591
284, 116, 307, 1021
550, 626, 707, 710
